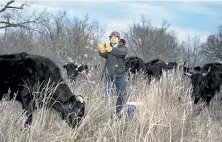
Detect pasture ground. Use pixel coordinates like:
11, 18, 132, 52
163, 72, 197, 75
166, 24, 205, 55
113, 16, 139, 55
1, 69, 222, 142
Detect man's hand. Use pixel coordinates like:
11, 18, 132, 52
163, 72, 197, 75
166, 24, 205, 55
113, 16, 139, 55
98, 41, 106, 53
105, 41, 112, 52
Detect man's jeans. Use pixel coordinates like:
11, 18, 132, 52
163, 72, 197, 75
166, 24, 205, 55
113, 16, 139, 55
105, 75, 126, 117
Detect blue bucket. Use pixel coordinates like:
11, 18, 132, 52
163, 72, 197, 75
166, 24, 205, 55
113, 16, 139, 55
127, 105, 137, 118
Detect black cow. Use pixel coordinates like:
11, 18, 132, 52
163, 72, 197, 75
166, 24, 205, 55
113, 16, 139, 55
124, 56, 145, 74
172, 60, 191, 73
167, 62, 178, 70
0, 52, 85, 128
167, 61, 195, 73
120, 39, 126, 45
124, 56, 141, 67
63, 63, 89, 81
144, 58, 169, 81
182, 65, 202, 74
185, 63, 222, 105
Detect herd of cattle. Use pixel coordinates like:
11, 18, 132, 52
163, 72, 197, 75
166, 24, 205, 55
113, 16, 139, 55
123, 56, 222, 106
0, 52, 222, 129
63, 56, 222, 106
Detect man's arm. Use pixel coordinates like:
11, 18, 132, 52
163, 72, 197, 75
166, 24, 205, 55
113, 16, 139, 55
98, 41, 108, 58
110, 45, 127, 58
98, 50, 108, 58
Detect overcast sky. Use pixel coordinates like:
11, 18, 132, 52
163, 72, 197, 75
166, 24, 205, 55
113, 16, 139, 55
26, 1, 222, 42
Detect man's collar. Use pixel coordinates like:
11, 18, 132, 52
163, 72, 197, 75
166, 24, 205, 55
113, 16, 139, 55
112, 44, 118, 47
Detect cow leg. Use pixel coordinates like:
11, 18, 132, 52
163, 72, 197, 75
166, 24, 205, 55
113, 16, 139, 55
193, 96, 200, 104
24, 102, 33, 126
206, 98, 211, 106
20, 88, 34, 126
216, 86, 220, 93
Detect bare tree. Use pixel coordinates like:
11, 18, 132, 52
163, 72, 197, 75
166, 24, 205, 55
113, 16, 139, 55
36, 12, 105, 64
122, 16, 179, 62
0, 0, 41, 29
201, 26, 222, 62
180, 35, 202, 67
192, 35, 202, 66
37, 11, 66, 49
0, 0, 44, 49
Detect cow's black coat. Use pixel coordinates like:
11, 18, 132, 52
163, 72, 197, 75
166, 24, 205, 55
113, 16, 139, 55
185, 63, 222, 105
0, 52, 85, 128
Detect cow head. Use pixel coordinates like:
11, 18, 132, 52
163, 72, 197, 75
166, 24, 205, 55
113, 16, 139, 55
184, 67, 211, 103
56, 95, 85, 128
185, 67, 210, 85
185, 72, 208, 87
63, 63, 89, 81
77, 64, 89, 74
66, 95, 85, 128
63, 63, 79, 80
50, 80, 85, 128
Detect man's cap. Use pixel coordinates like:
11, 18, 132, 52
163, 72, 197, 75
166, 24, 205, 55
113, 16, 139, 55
109, 31, 120, 38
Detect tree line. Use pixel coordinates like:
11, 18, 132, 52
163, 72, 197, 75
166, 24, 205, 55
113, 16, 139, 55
0, 0, 221, 68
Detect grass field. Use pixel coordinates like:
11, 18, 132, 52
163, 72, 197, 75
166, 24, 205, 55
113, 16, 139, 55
1, 69, 222, 142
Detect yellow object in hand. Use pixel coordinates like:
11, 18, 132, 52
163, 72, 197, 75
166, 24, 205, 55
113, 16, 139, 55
98, 41, 106, 53
105, 41, 112, 52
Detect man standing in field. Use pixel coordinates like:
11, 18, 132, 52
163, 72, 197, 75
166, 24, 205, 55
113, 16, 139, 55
98, 31, 127, 118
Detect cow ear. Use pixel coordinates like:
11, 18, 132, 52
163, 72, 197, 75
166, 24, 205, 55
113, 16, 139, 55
184, 72, 192, 77
203, 66, 211, 77
54, 68, 60, 77
75, 95, 84, 103
40, 62, 47, 70
69, 95, 84, 109
27, 68, 33, 74
69, 95, 84, 104
69, 96, 75, 109
75, 65, 78, 70
207, 66, 211, 72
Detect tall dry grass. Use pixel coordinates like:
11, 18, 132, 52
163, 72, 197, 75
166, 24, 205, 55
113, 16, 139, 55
1, 69, 222, 142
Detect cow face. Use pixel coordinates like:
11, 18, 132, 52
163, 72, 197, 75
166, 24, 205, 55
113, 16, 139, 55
63, 63, 79, 80
63, 63, 89, 81
190, 73, 206, 88
185, 67, 210, 87
77, 65, 89, 74
185, 67, 211, 103
60, 95, 85, 128
67, 95, 85, 128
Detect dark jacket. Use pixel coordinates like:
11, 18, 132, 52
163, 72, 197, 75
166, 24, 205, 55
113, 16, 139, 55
99, 41, 127, 78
